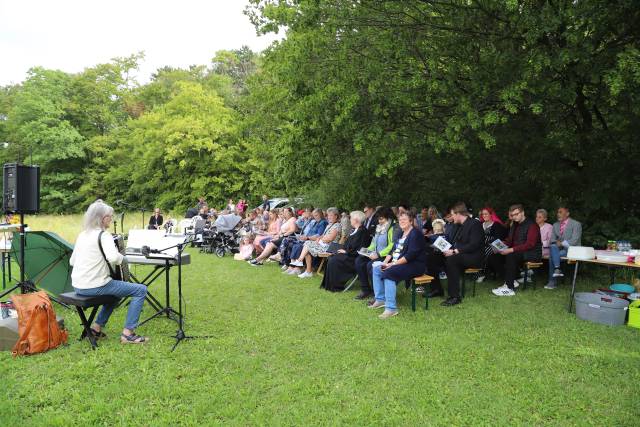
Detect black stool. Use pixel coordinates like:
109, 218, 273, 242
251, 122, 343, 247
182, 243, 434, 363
59, 292, 119, 349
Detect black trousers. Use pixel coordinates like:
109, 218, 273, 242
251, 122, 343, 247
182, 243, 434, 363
426, 249, 445, 293
444, 253, 481, 299
354, 255, 374, 293
486, 253, 505, 279
504, 252, 526, 289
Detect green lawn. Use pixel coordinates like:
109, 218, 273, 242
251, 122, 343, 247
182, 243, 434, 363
1, 216, 639, 425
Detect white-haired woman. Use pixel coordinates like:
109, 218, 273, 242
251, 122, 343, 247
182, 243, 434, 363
70, 200, 148, 344
320, 210, 370, 292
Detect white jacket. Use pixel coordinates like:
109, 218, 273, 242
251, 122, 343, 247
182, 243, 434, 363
70, 229, 124, 289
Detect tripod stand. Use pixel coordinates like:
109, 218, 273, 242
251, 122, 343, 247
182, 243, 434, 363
138, 238, 212, 351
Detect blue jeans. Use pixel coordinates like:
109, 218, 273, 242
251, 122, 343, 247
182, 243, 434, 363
372, 264, 398, 311
548, 245, 568, 284
74, 279, 147, 330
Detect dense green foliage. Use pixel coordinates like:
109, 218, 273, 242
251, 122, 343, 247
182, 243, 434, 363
1, 1, 639, 246
2, 216, 639, 425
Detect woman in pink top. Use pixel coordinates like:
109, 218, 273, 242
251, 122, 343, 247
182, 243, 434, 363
536, 209, 553, 257
254, 210, 281, 253
249, 207, 298, 266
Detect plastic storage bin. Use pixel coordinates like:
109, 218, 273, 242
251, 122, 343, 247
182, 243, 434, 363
574, 292, 629, 326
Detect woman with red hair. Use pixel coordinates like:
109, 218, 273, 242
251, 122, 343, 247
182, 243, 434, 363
477, 206, 508, 283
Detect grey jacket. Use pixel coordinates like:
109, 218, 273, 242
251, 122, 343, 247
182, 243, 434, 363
550, 217, 582, 247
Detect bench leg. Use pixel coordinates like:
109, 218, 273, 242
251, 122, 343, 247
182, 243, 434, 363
76, 307, 98, 349
411, 280, 416, 312
461, 275, 466, 299
425, 283, 429, 310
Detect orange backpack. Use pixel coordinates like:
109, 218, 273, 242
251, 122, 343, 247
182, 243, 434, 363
11, 291, 68, 356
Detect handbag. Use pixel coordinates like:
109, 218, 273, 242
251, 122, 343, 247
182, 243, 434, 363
11, 290, 68, 356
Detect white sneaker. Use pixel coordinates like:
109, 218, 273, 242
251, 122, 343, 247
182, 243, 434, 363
475, 275, 485, 284
368, 301, 385, 309
287, 268, 301, 275
298, 271, 313, 279
281, 265, 288, 271
290, 260, 304, 267
552, 268, 564, 278
439, 272, 447, 280
492, 284, 515, 296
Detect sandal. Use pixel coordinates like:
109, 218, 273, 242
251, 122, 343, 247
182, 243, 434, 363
90, 328, 107, 339
120, 333, 148, 344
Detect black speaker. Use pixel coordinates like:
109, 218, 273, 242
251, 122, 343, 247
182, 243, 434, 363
3, 163, 40, 214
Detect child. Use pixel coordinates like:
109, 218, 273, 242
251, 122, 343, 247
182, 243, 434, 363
234, 235, 255, 261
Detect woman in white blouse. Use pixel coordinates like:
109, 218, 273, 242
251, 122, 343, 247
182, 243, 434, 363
70, 200, 148, 344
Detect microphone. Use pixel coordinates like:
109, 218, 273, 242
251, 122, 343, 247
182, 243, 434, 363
141, 245, 162, 257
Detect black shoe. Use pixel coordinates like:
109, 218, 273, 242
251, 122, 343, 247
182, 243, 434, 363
427, 289, 445, 298
440, 297, 462, 307
354, 292, 372, 300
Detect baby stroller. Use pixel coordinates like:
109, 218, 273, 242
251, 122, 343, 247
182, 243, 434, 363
204, 214, 242, 257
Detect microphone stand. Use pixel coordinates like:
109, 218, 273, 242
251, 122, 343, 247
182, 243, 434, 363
140, 237, 213, 351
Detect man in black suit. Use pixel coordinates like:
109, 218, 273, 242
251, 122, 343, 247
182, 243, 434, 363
148, 208, 164, 230
440, 202, 484, 306
362, 204, 378, 239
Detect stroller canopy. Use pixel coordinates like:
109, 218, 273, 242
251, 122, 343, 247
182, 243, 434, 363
215, 214, 242, 232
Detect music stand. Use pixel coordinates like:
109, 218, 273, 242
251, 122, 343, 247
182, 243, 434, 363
139, 236, 212, 351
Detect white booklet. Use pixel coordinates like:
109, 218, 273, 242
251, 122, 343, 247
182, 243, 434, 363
491, 239, 509, 252
433, 236, 452, 252
358, 247, 375, 257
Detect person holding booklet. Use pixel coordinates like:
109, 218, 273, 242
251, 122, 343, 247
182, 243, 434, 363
353, 207, 399, 300
440, 202, 485, 306
491, 204, 542, 296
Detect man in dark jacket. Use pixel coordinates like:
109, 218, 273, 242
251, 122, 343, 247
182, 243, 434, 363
441, 202, 484, 306
492, 204, 542, 296
362, 204, 378, 239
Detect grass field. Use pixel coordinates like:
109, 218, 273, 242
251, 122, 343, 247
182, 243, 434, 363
1, 215, 639, 425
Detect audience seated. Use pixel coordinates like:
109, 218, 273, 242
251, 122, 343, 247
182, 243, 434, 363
289, 208, 342, 278
362, 204, 379, 239
492, 204, 542, 296
424, 218, 447, 297
254, 210, 281, 253
339, 211, 353, 244
545, 206, 582, 290
477, 206, 508, 283
282, 209, 328, 272
320, 211, 371, 292
249, 207, 298, 266
536, 209, 553, 258
369, 211, 426, 318
354, 207, 399, 300
439, 203, 484, 306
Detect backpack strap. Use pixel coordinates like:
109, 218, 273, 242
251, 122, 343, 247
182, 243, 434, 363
97, 231, 116, 277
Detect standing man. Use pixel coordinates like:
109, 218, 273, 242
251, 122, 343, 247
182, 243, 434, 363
440, 202, 484, 306
148, 208, 163, 230
492, 204, 542, 296
260, 195, 270, 211
545, 206, 582, 289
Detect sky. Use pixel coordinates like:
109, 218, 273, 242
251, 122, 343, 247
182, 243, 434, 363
0, 0, 282, 86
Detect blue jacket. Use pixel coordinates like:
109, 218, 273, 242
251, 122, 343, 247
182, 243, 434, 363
305, 219, 328, 236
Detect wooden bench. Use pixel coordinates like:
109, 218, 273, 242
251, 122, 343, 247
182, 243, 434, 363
58, 292, 120, 349
521, 261, 543, 290
409, 275, 434, 311
462, 268, 483, 297
316, 252, 332, 275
